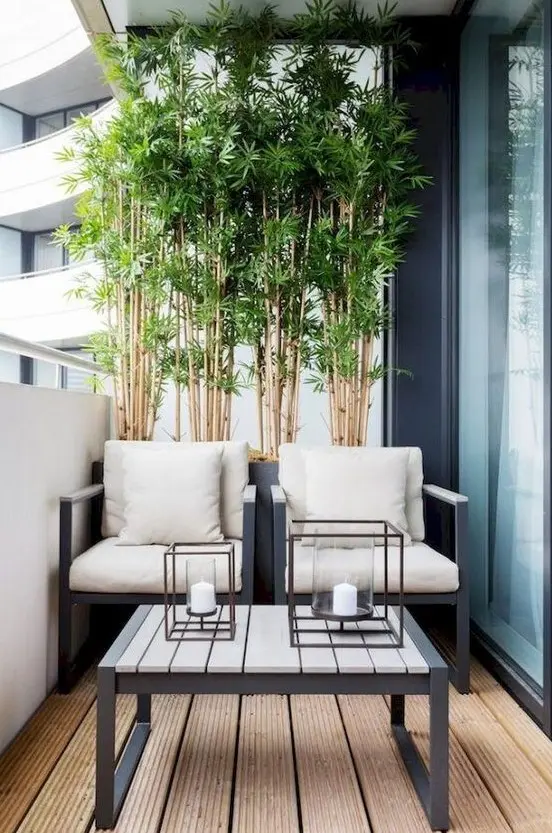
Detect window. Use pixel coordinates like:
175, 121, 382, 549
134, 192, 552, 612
33, 99, 110, 140
35, 112, 64, 139
459, 0, 544, 688
34, 232, 63, 272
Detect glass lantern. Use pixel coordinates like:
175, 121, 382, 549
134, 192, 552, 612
311, 526, 374, 622
186, 557, 217, 617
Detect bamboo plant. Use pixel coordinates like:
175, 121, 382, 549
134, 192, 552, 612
56, 98, 173, 440
283, 1, 429, 445
57, 1, 427, 449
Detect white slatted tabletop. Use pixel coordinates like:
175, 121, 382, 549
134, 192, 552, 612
116, 605, 429, 676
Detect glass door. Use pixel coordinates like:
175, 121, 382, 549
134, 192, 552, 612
459, 0, 545, 688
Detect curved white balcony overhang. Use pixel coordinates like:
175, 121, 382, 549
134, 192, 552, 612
96, 0, 455, 30
0, 48, 111, 117
0, 262, 103, 345
0, 100, 116, 231
0, 0, 110, 112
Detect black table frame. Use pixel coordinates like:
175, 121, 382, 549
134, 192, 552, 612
95, 605, 449, 831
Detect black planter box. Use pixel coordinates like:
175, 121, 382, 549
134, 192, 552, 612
248, 461, 278, 603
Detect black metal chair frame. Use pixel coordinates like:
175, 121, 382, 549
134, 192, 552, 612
271, 483, 470, 693
58, 462, 256, 693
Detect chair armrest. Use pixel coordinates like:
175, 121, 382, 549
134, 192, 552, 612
271, 485, 287, 604
60, 483, 104, 504
271, 484, 286, 504
240, 485, 257, 605
243, 484, 257, 503
422, 484, 469, 587
59, 483, 104, 586
423, 484, 468, 506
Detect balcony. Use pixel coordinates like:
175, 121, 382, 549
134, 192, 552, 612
0, 101, 116, 229
0, 262, 102, 344
0, 0, 107, 114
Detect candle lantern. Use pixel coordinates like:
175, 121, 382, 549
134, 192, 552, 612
311, 532, 374, 621
288, 520, 405, 649
163, 542, 236, 641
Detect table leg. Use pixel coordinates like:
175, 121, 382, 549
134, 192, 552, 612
95, 681, 152, 830
96, 666, 116, 829
390, 694, 405, 726
429, 666, 449, 830
391, 677, 449, 831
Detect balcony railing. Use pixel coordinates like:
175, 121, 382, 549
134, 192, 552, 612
0, 100, 116, 221
0, 261, 103, 344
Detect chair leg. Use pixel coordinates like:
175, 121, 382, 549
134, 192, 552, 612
454, 590, 470, 694
58, 590, 73, 694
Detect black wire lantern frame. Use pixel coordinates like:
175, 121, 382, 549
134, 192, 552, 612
288, 519, 404, 649
163, 542, 236, 641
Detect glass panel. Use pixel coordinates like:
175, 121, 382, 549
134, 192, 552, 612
35, 112, 64, 138
459, 0, 544, 687
66, 103, 96, 123
34, 232, 63, 272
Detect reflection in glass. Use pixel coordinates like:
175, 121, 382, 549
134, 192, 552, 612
459, 0, 544, 687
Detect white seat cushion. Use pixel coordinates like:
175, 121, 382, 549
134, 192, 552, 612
286, 543, 459, 594
279, 444, 425, 541
70, 538, 242, 594
102, 440, 249, 541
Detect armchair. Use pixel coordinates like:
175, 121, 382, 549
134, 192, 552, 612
59, 441, 256, 693
271, 444, 469, 693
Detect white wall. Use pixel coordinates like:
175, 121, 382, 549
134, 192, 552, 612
154, 344, 383, 448
0, 226, 22, 279
0, 105, 23, 151
0, 383, 110, 753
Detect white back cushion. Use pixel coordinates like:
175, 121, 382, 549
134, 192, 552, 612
102, 440, 249, 540
304, 448, 411, 546
279, 444, 425, 541
118, 444, 223, 545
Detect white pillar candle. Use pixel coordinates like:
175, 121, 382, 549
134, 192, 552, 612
332, 582, 358, 617
190, 580, 216, 615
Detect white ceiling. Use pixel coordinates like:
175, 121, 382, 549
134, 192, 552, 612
1, 195, 77, 232
79, 0, 457, 34
0, 48, 110, 115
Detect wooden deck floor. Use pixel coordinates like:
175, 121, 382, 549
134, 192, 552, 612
2, 654, 552, 833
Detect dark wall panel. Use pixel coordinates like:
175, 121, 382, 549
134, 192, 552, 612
392, 19, 459, 492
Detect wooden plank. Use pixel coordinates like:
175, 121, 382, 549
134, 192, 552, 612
91, 695, 191, 833
117, 607, 164, 673
244, 606, 300, 674
327, 622, 374, 674
16, 695, 135, 833
232, 695, 299, 833
477, 681, 552, 793
448, 687, 552, 832
208, 606, 250, 673
139, 610, 182, 673
0, 669, 96, 833
357, 609, 406, 674
160, 694, 239, 833
295, 606, 337, 674
170, 608, 222, 673
405, 694, 521, 833
387, 608, 428, 674
339, 695, 431, 833
291, 695, 369, 833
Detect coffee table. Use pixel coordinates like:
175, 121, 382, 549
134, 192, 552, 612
95, 605, 449, 830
